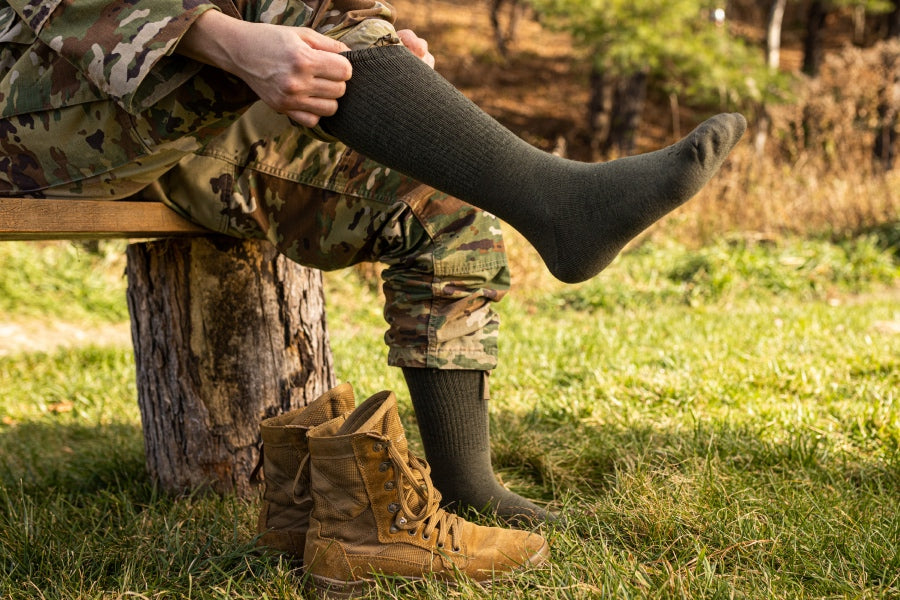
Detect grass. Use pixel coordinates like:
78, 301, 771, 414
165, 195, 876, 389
0, 242, 129, 324
0, 232, 898, 599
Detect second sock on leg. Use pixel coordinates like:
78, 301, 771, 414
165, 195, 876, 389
402, 367, 553, 524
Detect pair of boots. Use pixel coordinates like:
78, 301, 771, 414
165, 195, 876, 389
255, 383, 549, 597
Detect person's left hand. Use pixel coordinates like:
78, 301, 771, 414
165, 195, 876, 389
396, 29, 435, 68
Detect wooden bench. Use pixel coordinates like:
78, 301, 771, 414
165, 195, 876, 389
0, 197, 335, 497
0, 198, 207, 240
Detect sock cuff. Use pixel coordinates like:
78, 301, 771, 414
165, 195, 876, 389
340, 44, 410, 65
321, 45, 517, 205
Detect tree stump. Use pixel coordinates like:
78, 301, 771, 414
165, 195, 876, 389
125, 237, 335, 497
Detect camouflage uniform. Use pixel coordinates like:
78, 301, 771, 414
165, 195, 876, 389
0, 0, 509, 370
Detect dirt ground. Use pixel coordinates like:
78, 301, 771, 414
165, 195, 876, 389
0, 320, 131, 357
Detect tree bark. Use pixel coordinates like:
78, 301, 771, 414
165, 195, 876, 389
125, 237, 335, 497
587, 65, 614, 159
604, 70, 649, 156
874, 34, 900, 170
803, 1, 829, 77
889, 2, 900, 38
490, 0, 524, 57
757, 0, 788, 155
767, 0, 788, 70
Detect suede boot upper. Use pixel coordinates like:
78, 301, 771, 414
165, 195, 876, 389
304, 389, 549, 597
256, 383, 356, 556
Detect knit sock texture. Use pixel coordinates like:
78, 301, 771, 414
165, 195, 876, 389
320, 45, 746, 283
402, 367, 552, 524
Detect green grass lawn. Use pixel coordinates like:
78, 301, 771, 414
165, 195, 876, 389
0, 233, 898, 599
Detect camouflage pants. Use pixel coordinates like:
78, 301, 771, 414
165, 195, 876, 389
151, 101, 510, 370
37, 3, 510, 370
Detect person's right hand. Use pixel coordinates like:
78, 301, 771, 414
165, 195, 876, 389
178, 12, 353, 127
228, 25, 353, 127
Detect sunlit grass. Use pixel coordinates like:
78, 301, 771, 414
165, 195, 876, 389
0, 234, 897, 598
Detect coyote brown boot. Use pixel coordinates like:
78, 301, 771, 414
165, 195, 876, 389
255, 383, 356, 556
304, 390, 550, 597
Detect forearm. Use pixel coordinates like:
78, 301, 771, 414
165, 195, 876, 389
175, 10, 353, 126
176, 9, 247, 75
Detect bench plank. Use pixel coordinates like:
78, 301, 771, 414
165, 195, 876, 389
0, 198, 208, 240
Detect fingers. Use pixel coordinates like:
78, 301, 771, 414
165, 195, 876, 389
287, 109, 329, 128
294, 27, 353, 83
298, 27, 352, 53
396, 29, 435, 68
396, 29, 425, 55
267, 29, 352, 125
282, 72, 347, 127
308, 77, 346, 101
312, 50, 354, 83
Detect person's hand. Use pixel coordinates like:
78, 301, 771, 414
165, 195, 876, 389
397, 29, 435, 68
230, 25, 353, 126
178, 12, 353, 127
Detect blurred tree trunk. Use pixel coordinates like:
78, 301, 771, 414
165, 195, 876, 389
490, 0, 525, 57
767, 0, 788, 69
874, 13, 900, 170
889, 1, 900, 37
853, 4, 867, 45
757, 0, 788, 154
587, 66, 613, 159
126, 237, 335, 497
589, 69, 648, 157
803, 0, 829, 76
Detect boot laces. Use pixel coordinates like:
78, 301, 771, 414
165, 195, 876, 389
291, 453, 312, 505
377, 435, 462, 552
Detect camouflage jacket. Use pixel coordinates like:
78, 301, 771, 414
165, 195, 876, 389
0, 0, 396, 196
0, 0, 334, 195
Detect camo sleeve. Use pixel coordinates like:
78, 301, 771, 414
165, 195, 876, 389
5, 0, 223, 113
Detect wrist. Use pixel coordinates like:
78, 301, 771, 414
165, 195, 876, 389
176, 9, 246, 75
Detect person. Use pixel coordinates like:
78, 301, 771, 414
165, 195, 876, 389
1, 0, 746, 591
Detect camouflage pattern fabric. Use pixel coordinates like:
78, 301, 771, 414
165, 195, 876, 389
0, 0, 396, 196
0, 0, 509, 370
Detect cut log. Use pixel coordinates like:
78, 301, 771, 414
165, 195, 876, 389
125, 237, 335, 497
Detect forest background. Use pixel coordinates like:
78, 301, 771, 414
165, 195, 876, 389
393, 0, 899, 251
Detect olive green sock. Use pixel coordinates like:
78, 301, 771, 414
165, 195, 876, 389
321, 45, 746, 283
402, 367, 553, 524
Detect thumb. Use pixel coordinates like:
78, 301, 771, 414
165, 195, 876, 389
299, 28, 351, 53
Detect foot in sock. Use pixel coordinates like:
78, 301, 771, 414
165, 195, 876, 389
434, 456, 556, 526
402, 367, 555, 525
321, 46, 746, 283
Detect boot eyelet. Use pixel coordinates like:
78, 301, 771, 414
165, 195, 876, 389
397, 516, 407, 525
387, 502, 400, 514
378, 461, 391, 472
452, 546, 461, 553
384, 481, 395, 491
422, 533, 430, 541
408, 529, 417, 536
390, 525, 399, 534
437, 542, 444, 548
372, 442, 383, 452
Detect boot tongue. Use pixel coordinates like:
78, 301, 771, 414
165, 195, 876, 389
295, 383, 356, 427
341, 391, 440, 519
337, 391, 409, 457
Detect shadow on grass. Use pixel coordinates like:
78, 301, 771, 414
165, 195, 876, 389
849, 219, 900, 261
490, 407, 900, 512
0, 420, 279, 599
0, 420, 147, 496
2, 409, 899, 597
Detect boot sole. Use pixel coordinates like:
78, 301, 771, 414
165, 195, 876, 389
308, 540, 550, 598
